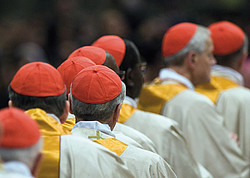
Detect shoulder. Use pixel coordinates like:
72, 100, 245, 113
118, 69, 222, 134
133, 109, 179, 128
170, 89, 215, 107
114, 123, 157, 153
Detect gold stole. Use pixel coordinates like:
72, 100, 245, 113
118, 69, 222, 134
212, 76, 239, 90
138, 78, 187, 114
195, 76, 239, 104
62, 117, 128, 156
94, 138, 128, 156
26, 108, 71, 178
118, 104, 137, 123
62, 118, 75, 132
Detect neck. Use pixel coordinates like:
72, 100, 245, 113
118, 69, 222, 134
169, 66, 191, 81
76, 117, 115, 131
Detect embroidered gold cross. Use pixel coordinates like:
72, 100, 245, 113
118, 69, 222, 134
88, 131, 104, 140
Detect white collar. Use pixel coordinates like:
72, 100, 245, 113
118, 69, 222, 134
67, 112, 75, 119
3, 161, 33, 178
47, 113, 61, 124
124, 96, 137, 108
159, 68, 194, 90
72, 121, 116, 138
212, 65, 244, 86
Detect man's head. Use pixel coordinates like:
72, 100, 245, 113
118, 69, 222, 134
70, 65, 126, 130
119, 39, 145, 99
162, 22, 216, 86
57, 56, 96, 95
92, 35, 126, 67
8, 62, 69, 122
0, 108, 42, 177
68, 45, 120, 73
93, 35, 144, 98
209, 21, 248, 71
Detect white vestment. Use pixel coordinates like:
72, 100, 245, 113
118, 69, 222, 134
138, 68, 250, 178
211, 65, 250, 160
72, 121, 177, 178
120, 96, 212, 178
26, 108, 134, 178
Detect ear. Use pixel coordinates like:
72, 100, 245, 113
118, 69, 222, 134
125, 68, 134, 87
110, 103, 122, 130
113, 103, 122, 123
59, 100, 69, 124
68, 94, 74, 114
186, 51, 197, 69
31, 153, 43, 177
8, 100, 13, 108
239, 50, 248, 68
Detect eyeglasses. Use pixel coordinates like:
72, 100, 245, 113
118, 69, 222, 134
116, 70, 126, 80
136, 62, 147, 75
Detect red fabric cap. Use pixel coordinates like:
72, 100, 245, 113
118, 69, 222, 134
162, 22, 198, 57
92, 35, 126, 66
57, 57, 95, 94
10, 62, 65, 97
0, 108, 41, 148
72, 65, 122, 104
68, 46, 106, 65
209, 21, 245, 55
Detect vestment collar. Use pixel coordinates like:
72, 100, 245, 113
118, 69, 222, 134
3, 161, 33, 178
72, 121, 115, 137
212, 65, 243, 86
159, 68, 194, 90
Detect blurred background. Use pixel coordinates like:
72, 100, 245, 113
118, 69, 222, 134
1, 0, 250, 108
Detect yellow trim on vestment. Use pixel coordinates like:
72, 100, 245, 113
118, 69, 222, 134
26, 108, 71, 178
94, 138, 128, 156
195, 76, 239, 104
118, 104, 137, 123
62, 118, 76, 132
138, 79, 187, 114
212, 76, 239, 90
195, 77, 221, 104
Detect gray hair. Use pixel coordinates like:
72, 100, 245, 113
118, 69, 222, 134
71, 82, 126, 122
0, 138, 43, 170
164, 25, 210, 66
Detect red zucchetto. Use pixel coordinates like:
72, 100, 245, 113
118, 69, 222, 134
162, 22, 198, 57
209, 21, 245, 56
92, 35, 125, 66
71, 65, 122, 104
11, 62, 65, 97
57, 57, 95, 94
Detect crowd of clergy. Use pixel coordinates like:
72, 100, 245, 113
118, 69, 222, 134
0, 20, 250, 178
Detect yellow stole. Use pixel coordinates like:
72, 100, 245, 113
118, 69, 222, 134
118, 104, 137, 123
26, 108, 71, 178
62, 118, 76, 132
94, 138, 128, 156
195, 76, 239, 104
138, 78, 187, 114
62, 117, 128, 156
212, 76, 239, 90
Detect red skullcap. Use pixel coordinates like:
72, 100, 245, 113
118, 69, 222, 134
209, 21, 245, 56
68, 46, 107, 65
162, 22, 198, 57
10, 62, 65, 97
0, 108, 41, 148
92, 35, 126, 66
57, 57, 95, 94
72, 65, 122, 104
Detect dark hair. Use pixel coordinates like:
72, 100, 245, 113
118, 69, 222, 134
71, 83, 126, 122
215, 37, 248, 67
8, 85, 66, 118
120, 39, 141, 72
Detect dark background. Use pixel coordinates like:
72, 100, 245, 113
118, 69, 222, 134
1, 0, 250, 108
